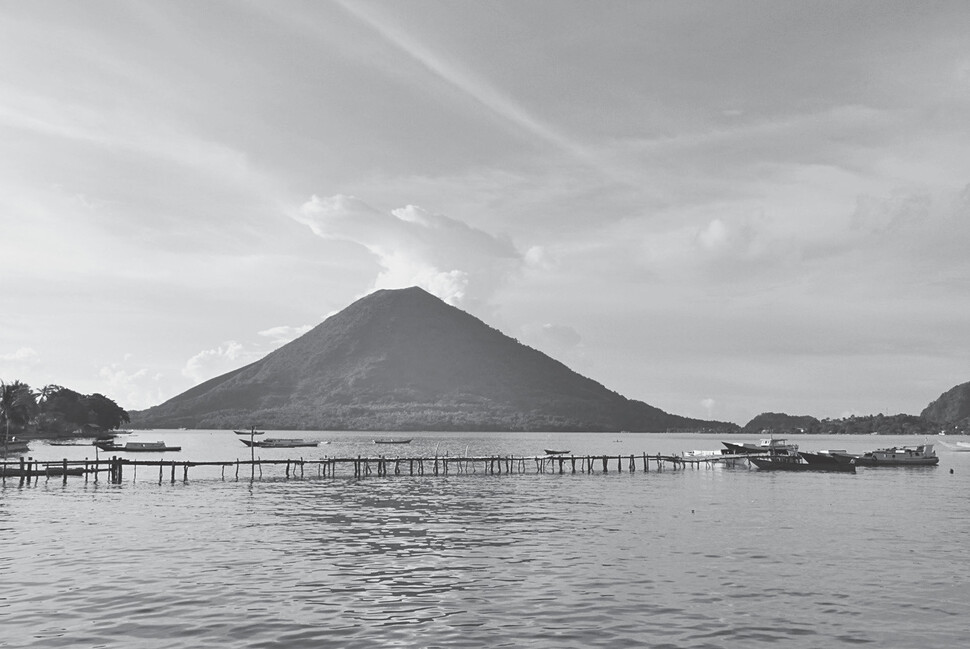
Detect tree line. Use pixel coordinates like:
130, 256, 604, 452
0, 379, 130, 443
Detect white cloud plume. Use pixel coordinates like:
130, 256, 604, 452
295, 194, 520, 308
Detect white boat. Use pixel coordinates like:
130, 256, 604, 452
721, 438, 799, 456
683, 448, 748, 467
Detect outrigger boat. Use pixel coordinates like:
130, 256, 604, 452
94, 440, 182, 452
239, 438, 319, 448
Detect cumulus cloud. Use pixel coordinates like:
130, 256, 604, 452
258, 325, 313, 346
182, 341, 258, 384
0, 347, 38, 363
99, 362, 165, 411
521, 323, 584, 362
295, 195, 520, 308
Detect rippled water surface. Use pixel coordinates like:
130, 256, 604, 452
2, 432, 968, 648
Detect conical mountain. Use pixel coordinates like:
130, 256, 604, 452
131, 287, 733, 431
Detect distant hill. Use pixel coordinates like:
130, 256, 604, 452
130, 287, 736, 432
921, 380, 970, 433
741, 412, 820, 434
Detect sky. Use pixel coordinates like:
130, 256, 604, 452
2, 0, 970, 426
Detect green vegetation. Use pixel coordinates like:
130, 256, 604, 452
0, 379, 130, 442
742, 411, 960, 436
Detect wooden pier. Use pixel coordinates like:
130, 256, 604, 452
0, 452, 753, 485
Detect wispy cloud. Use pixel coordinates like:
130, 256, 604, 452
334, 0, 594, 164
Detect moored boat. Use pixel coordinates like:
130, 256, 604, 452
544, 449, 570, 455
95, 440, 182, 452
239, 438, 319, 448
835, 444, 939, 467
234, 429, 264, 436
374, 438, 412, 445
799, 450, 857, 468
1, 438, 31, 456
721, 437, 799, 456
750, 454, 855, 473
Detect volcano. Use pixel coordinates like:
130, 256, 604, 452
131, 287, 734, 432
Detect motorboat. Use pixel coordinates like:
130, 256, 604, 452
750, 454, 855, 473
799, 450, 857, 468
234, 429, 264, 436
834, 444, 939, 467
721, 438, 799, 456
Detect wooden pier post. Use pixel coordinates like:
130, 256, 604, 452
170, 461, 176, 484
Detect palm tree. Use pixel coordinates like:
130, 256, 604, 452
1, 380, 37, 457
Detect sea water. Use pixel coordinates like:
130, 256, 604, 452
2, 432, 968, 648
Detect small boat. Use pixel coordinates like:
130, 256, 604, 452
1, 438, 31, 455
682, 448, 748, 467
750, 454, 855, 473
835, 444, 939, 467
234, 429, 264, 436
374, 439, 412, 445
95, 440, 182, 452
544, 449, 570, 455
239, 438, 319, 448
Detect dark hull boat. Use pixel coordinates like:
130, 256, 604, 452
800, 451, 857, 468
239, 438, 319, 448
750, 455, 855, 473
374, 439, 412, 445
95, 440, 181, 452
544, 449, 570, 455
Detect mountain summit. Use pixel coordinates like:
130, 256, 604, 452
131, 287, 732, 431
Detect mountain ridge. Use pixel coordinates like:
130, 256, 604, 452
131, 287, 735, 432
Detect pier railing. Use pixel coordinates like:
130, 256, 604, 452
1, 452, 753, 485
